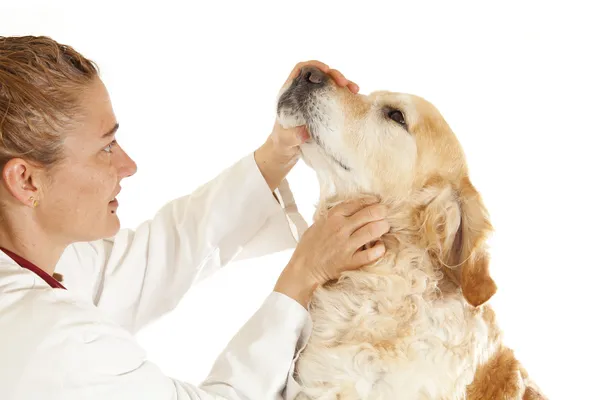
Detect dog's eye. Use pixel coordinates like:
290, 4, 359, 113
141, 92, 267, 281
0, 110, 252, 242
387, 109, 407, 127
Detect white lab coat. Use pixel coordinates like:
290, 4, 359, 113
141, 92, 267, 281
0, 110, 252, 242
0, 152, 310, 400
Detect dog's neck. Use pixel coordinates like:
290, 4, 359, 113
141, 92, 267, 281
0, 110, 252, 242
314, 185, 435, 233
314, 182, 461, 290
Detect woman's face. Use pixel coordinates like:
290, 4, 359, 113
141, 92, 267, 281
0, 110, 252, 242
38, 77, 137, 244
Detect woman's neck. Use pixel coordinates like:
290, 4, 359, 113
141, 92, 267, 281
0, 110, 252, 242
0, 218, 66, 276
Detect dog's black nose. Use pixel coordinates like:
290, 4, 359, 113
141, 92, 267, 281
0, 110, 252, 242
300, 66, 326, 84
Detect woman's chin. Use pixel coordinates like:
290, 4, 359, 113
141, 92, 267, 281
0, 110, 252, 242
104, 213, 121, 237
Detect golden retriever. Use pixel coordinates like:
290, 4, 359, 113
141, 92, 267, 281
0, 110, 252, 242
276, 66, 547, 400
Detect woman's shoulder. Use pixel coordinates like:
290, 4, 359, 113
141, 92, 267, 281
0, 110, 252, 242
0, 241, 107, 305
0, 262, 148, 398
0, 259, 106, 328
0, 253, 130, 338
0, 260, 146, 360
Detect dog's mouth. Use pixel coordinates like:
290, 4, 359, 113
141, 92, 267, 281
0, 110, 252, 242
278, 79, 351, 172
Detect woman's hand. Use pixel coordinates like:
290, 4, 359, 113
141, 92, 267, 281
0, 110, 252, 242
274, 197, 390, 308
254, 122, 309, 192
255, 60, 359, 192
280, 60, 359, 95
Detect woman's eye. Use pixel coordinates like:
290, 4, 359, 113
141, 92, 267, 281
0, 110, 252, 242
103, 140, 117, 153
387, 109, 407, 127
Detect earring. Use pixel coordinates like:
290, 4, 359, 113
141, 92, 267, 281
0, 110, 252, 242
29, 196, 39, 208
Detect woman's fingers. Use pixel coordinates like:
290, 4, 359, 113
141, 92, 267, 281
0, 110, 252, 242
351, 241, 386, 268
328, 196, 380, 217
348, 219, 390, 252
346, 204, 388, 232
284, 61, 359, 93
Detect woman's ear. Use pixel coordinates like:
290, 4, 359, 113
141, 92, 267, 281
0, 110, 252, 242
1, 158, 41, 207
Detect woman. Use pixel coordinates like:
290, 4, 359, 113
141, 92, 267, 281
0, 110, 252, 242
0, 36, 390, 399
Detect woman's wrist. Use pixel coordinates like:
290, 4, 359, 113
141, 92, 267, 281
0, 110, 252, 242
273, 260, 319, 309
254, 138, 299, 192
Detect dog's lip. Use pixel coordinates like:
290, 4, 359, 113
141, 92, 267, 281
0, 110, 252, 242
303, 125, 315, 143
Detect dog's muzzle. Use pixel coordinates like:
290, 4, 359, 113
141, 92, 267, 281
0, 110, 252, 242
277, 66, 330, 116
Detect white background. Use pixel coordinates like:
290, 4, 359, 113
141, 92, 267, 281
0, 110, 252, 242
2, 1, 599, 398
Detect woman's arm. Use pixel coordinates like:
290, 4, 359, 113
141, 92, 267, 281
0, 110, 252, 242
13, 291, 308, 400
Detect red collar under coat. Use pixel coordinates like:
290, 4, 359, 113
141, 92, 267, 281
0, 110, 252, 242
0, 247, 66, 289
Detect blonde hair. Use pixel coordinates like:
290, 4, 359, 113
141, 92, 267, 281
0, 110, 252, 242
0, 35, 99, 170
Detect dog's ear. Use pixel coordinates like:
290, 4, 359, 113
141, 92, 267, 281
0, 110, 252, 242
450, 176, 496, 307
422, 176, 496, 307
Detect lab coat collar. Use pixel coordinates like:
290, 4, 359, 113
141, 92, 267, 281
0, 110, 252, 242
0, 247, 66, 289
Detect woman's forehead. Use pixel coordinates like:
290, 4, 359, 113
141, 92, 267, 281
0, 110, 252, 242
68, 78, 118, 141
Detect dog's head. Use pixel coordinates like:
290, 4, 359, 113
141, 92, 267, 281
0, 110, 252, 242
277, 67, 496, 307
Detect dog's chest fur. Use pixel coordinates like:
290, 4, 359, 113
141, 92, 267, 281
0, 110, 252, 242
294, 244, 495, 400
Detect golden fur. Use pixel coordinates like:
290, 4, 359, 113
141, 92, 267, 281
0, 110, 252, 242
277, 68, 547, 399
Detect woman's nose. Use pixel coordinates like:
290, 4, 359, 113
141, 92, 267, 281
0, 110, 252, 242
117, 147, 137, 178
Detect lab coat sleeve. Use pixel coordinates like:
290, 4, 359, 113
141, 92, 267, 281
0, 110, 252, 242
28, 291, 309, 400
56, 152, 308, 334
